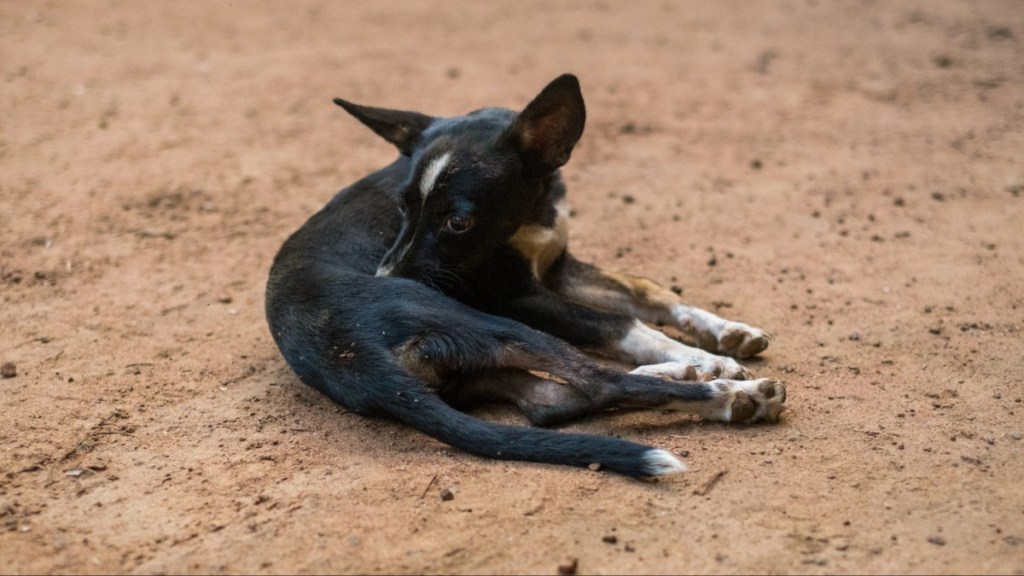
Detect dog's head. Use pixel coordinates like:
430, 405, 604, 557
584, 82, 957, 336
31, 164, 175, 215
334, 74, 585, 289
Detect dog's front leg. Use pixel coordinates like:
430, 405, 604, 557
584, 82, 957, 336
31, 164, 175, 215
546, 255, 772, 360
499, 289, 752, 380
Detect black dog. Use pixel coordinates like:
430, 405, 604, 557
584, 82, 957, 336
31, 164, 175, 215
265, 74, 785, 477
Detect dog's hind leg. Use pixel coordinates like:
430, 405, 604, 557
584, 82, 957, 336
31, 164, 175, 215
454, 367, 785, 428
366, 370, 689, 477
394, 316, 784, 427
448, 369, 596, 426
545, 255, 773, 360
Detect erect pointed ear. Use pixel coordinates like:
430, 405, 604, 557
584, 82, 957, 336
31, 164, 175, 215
333, 98, 434, 156
505, 74, 586, 178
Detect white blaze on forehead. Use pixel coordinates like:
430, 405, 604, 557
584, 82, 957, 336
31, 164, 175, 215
419, 152, 452, 201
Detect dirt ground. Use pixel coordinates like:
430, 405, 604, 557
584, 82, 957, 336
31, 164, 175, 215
2, 1, 1023, 574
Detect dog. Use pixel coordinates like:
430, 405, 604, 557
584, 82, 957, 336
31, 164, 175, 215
265, 74, 785, 477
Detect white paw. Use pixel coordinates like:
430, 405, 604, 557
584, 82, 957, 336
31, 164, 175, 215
632, 355, 750, 381
715, 322, 773, 359
617, 320, 752, 380
701, 378, 787, 423
679, 351, 753, 380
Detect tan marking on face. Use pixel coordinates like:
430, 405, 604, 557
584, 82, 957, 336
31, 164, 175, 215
508, 200, 569, 280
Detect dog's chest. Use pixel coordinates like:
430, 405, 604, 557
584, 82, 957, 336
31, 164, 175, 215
508, 201, 569, 280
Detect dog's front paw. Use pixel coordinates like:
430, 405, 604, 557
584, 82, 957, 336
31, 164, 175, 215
635, 355, 751, 381
690, 353, 752, 381
716, 323, 773, 359
702, 378, 786, 423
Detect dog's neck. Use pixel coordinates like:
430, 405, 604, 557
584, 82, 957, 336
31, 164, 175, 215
508, 173, 570, 281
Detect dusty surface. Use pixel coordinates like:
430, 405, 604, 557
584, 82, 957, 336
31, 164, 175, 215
2, 1, 1023, 574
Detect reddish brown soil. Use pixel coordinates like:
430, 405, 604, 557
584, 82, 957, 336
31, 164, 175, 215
2, 1, 1023, 574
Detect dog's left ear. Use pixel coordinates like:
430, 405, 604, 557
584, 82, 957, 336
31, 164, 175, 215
333, 98, 434, 156
505, 74, 586, 178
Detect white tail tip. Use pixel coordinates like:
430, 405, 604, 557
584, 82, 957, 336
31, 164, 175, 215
642, 449, 688, 475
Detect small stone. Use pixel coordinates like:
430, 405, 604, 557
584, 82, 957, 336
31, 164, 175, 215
588, 462, 602, 471
557, 557, 578, 575
602, 534, 618, 544
927, 535, 946, 546
1, 362, 15, 378
440, 487, 455, 501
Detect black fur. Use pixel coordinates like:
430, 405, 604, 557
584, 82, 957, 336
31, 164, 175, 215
266, 75, 749, 477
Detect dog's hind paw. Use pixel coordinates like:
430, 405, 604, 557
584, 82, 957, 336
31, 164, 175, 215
703, 378, 786, 424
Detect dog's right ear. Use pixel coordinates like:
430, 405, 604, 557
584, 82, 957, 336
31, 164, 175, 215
505, 74, 586, 178
333, 98, 434, 156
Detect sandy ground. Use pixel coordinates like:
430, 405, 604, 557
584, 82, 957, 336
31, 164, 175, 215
2, 1, 1023, 574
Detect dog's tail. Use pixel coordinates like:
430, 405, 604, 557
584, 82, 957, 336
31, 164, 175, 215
375, 379, 686, 478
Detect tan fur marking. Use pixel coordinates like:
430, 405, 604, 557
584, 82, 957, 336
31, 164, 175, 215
602, 272, 680, 309
559, 269, 680, 323
509, 202, 569, 280
527, 369, 569, 385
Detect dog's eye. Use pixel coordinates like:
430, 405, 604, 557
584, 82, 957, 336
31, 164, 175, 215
445, 214, 473, 233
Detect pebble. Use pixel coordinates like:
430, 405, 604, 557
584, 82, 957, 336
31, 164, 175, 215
1, 362, 15, 379
557, 557, 578, 575
440, 487, 455, 501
